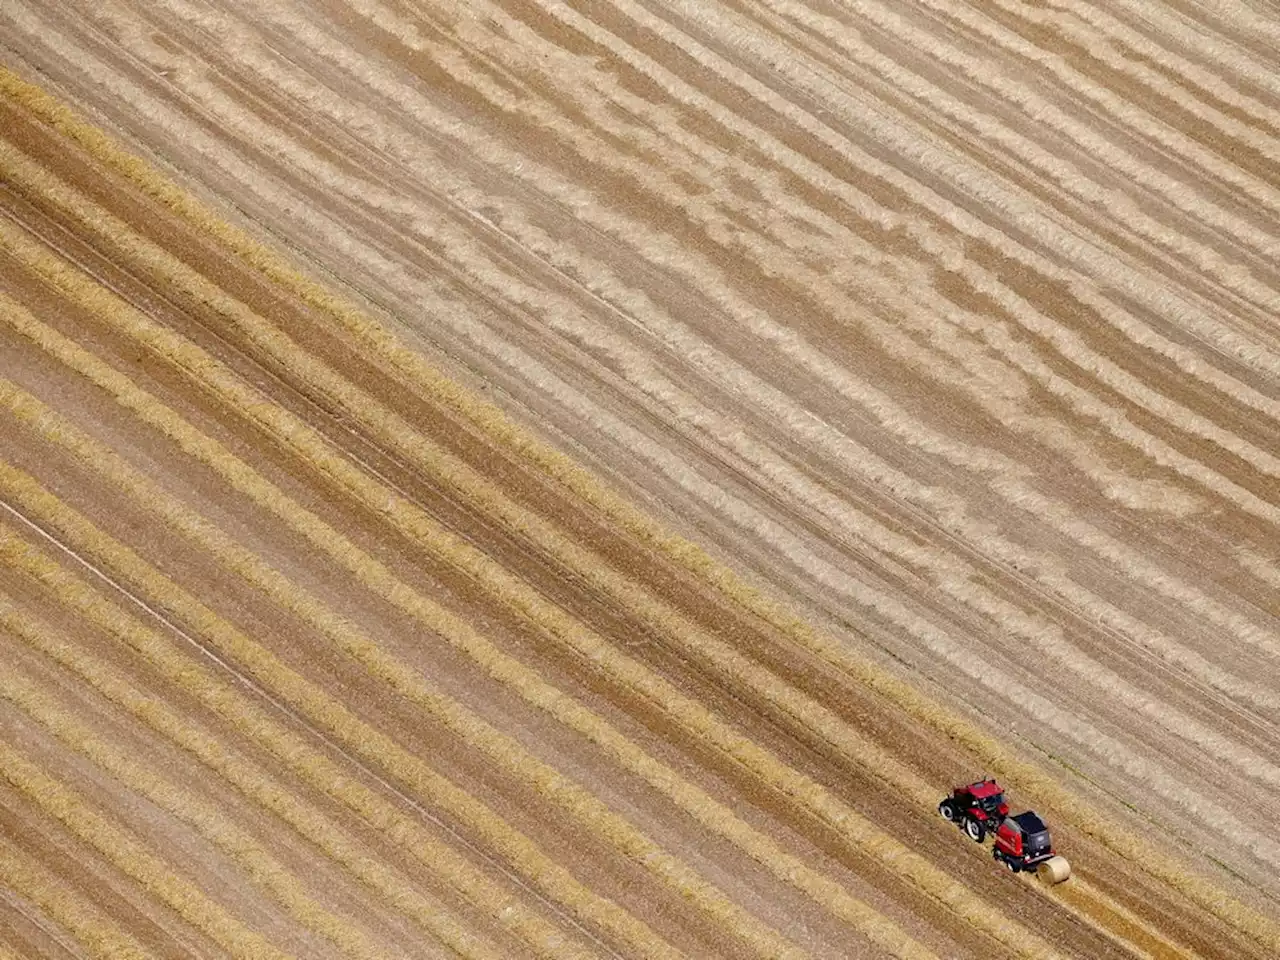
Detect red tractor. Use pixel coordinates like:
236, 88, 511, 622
938, 778, 1009, 843
938, 779, 1072, 884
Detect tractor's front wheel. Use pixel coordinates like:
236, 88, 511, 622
938, 799, 957, 822
964, 817, 985, 843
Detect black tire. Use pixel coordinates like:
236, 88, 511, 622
1005, 858, 1019, 873
965, 817, 985, 843
938, 799, 957, 822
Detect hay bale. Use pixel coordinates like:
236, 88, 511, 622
1038, 856, 1071, 885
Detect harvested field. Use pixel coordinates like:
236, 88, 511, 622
1, 0, 1278, 956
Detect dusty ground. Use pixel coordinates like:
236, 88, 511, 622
1, 0, 1278, 957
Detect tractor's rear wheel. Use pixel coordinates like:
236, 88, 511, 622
965, 817, 985, 842
938, 799, 957, 822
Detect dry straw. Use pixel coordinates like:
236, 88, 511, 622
0, 737, 289, 959
0, 641, 398, 960
0, 191, 830, 956
1097, 0, 1280, 102
0, 833, 151, 960
450, 0, 1280, 411
0, 462, 636, 960
30, 47, 1260, 739
0, 223, 1034, 957
1055, 879, 1196, 960
1, 64, 1274, 953
37, 0, 1275, 556
962, 0, 1280, 162
0, 133, 935, 845
1044, 0, 1280, 133
0, 131, 1178, 953
0, 322, 901, 958
0, 567, 510, 960
762, 0, 1280, 260
0, 184, 1208, 960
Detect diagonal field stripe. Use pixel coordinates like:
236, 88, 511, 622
0, 737, 290, 959
0, 219, 1021, 956
0, 832, 152, 960
0, 638, 402, 960
0, 61, 1270, 955
0, 125, 1164, 956
0, 464, 634, 960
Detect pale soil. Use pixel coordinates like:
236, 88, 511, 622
0, 0, 1278, 957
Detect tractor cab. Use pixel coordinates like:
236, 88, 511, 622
962, 780, 1008, 818
938, 778, 1010, 842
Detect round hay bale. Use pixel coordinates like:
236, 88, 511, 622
1038, 856, 1071, 885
